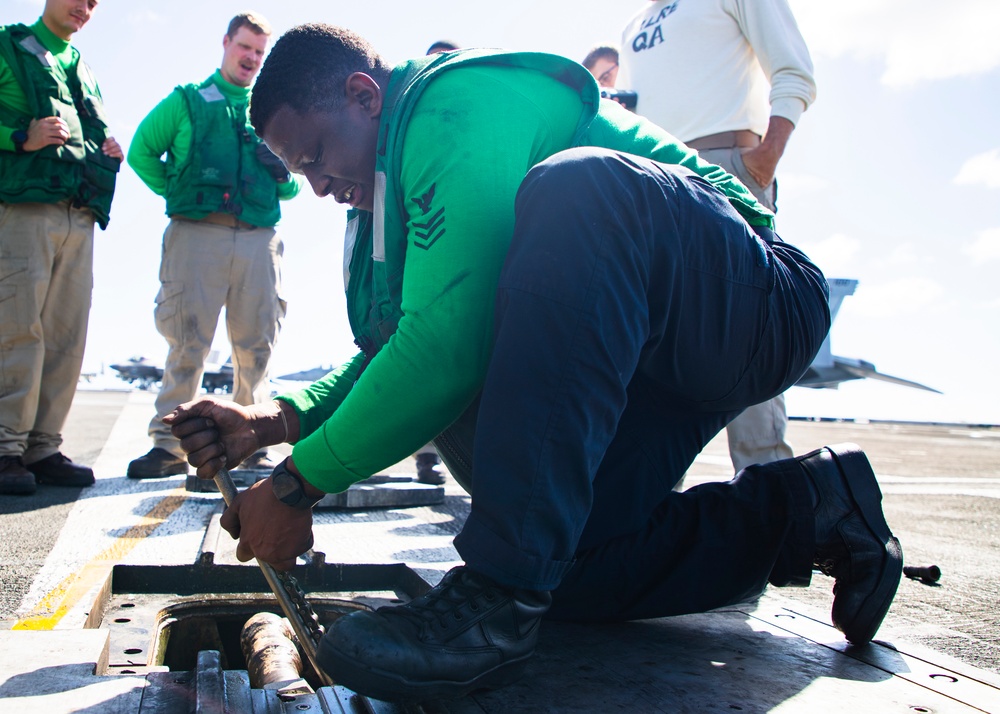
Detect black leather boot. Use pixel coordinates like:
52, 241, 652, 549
127, 448, 188, 479
799, 443, 903, 645
0, 455, 36, 495
26, 453, 94, 487
318, 565, 551, 701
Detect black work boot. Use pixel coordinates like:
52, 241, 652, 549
414, 452, 445, 485
799, 443, 903, 645
0, 455, 36, 495
26, 453, 94, 487
127, 447, 188, 479
318, 565, 551, 701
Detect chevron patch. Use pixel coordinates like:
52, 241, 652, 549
411, 184, 445, 250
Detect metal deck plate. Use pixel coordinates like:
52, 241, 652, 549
442, 603, 1000, 713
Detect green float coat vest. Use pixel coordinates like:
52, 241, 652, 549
346, 49, 599, 358
164, 77, 281, 227
0, 24, 118, 229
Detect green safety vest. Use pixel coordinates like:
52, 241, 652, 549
346, 49, 598, 358
164, 77, 281, 227
0, 24, 118, 229
337, 50, 598, 487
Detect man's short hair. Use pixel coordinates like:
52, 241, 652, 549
581, 45, 619, 71
426, 40, 460, 55
227, 11, 272, 39
250, 23, 392, 135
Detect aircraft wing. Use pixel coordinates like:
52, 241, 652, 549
796, 356, 942, 393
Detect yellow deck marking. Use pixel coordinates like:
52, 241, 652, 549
13, 490, 188, 630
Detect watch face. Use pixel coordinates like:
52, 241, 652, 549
270, 458, 321, 509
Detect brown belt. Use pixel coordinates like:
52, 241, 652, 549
686, 130, 761, 151
179, 212, 256, 230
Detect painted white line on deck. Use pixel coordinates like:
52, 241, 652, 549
13, 490, 188, 630
13, 392, 216, 630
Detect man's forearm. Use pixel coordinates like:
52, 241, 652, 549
742, 115, 795, 187
246, 399, 301, 446
760, 115, 794, 161
126, 145, 168, 195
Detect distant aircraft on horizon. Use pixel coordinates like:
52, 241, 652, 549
110, 351, 235, 393
274, 366, 336, 383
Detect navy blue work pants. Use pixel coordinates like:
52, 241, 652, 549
453, 148, 831, 622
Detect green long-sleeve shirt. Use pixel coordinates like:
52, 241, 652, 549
279, 54, 773, 494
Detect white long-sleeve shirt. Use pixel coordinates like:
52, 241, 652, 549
616, 0, 816, 142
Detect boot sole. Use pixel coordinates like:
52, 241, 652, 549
828, 444, 904, 645
0, 480, 37, 495
318, 637, 531, 702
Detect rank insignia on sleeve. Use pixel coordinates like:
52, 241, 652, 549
412, 183, 446, 250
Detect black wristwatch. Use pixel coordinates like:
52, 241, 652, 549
270, 457, 323, 509
11, 129, 28, 154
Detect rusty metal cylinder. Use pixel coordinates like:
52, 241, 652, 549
240, 611, 311, 691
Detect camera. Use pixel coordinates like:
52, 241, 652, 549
599, 89, 638, 110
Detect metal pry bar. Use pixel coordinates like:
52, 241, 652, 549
213, 467, 334, 688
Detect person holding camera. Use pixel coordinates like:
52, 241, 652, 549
618, 0, 817, 471
582, 45, 638, 109
126, 11, 302, 479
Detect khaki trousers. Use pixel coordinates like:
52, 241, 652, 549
149, 218, 285, 455
0, 201, 94, 462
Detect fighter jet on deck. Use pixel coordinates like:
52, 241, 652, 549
110, 352, 235, 393
109, 356, 163, 390
794, 278, 941, 393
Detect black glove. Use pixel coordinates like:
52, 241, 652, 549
255, 142, 291, 183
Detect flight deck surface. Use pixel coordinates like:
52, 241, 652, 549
1, 390, 998, 712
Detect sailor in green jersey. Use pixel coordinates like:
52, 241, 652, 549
167, 24, 903, 702
125, 12, 302, 481
0, 0, 122, 496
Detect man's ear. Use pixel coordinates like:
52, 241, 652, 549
345, 73, 383, 118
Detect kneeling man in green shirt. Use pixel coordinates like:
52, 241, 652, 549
166, 23, 902, 704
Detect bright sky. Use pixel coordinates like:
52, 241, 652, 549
10, 0, 1000, 425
